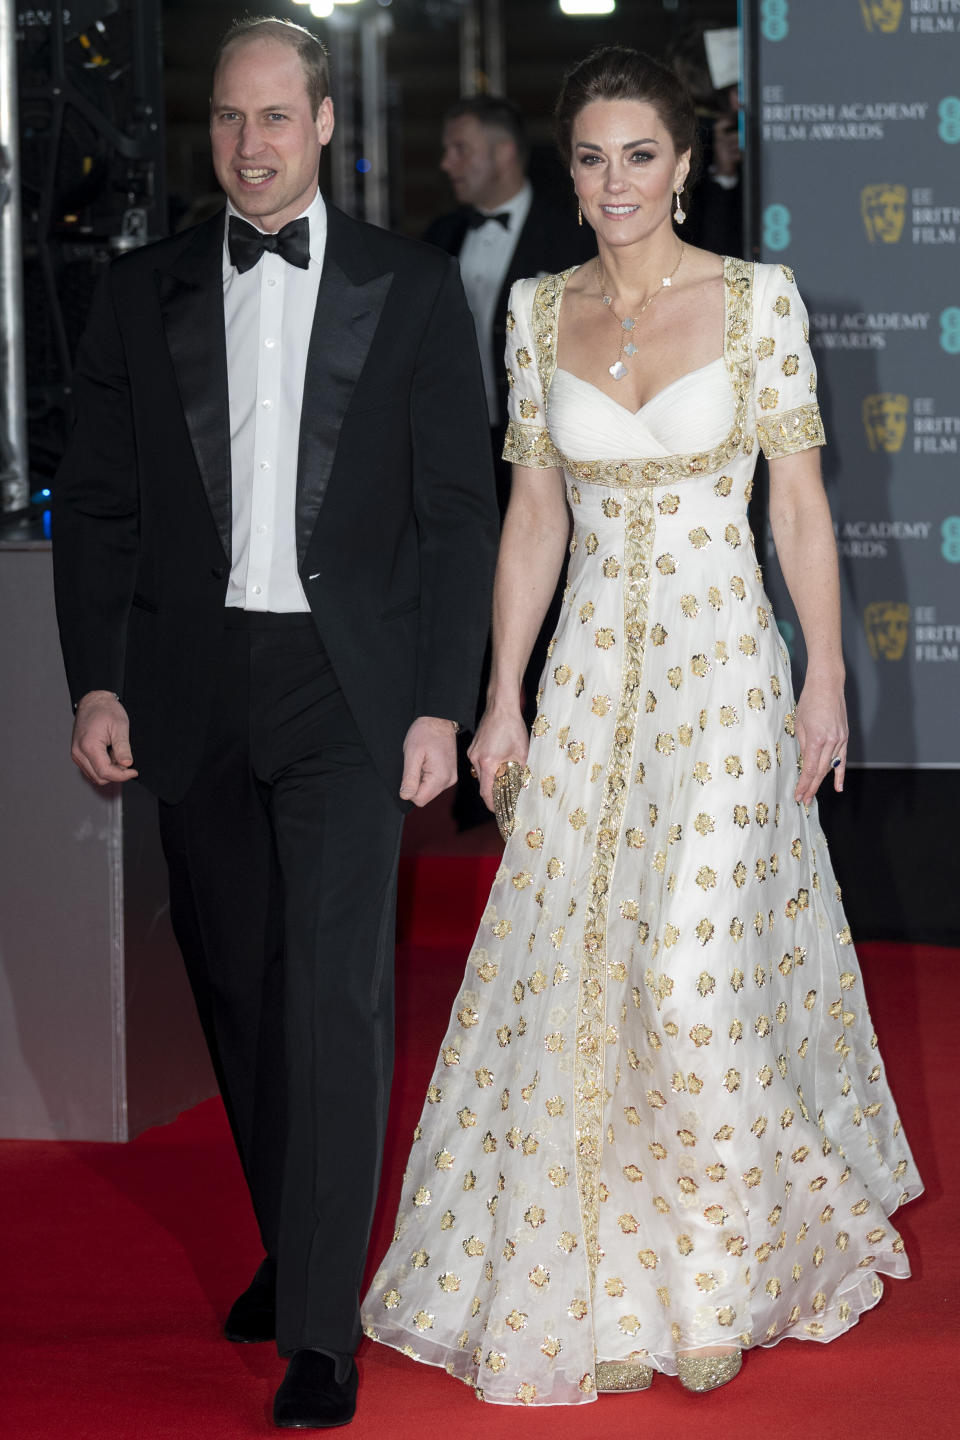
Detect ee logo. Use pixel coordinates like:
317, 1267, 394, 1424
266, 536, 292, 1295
942, 518, 960, 563
940, 309, 960, 354
938, 98, 960, 145
761, 1, 789, 42
763, 205, 792, 252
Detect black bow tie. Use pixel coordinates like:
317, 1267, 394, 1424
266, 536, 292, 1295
464, 207, 511, 231
228, 215, 311, 274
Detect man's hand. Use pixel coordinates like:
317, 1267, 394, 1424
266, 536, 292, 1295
399, 716, 458, 807
71, 690, 138, 785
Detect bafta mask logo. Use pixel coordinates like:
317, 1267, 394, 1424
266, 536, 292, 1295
864, 602, 910, 661
862, 393, 908, 453
861, 184, 907, 243
859, 0, 903, 32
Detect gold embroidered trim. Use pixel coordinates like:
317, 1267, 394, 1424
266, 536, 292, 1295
575, 490, 654, 1286
502, 419, 563, 469
530, 269, 569, 405
562, 437, 744, 490
757, 401, 826, 459
528, 259, 753, 488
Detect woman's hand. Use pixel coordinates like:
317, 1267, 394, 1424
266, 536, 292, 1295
793, 672, 848, 805
467, 705, 530, 811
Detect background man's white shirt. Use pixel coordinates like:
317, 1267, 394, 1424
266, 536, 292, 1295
457, 181, 531, 425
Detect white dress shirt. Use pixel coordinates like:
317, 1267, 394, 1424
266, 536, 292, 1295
222, 188, 327, 611
457, 182, 532, 424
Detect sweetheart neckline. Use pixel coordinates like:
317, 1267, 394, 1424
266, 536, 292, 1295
553, 357, 727, 419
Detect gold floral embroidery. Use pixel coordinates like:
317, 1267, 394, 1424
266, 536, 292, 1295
503, 420, 563, 469
757, 402, 826, 459
576, 490, 653, 1284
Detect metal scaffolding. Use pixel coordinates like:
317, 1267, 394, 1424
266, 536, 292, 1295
460, 0, 505, 98
1, 0, 28, 512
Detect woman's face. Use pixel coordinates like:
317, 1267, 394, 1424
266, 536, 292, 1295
570, 98, 689, 250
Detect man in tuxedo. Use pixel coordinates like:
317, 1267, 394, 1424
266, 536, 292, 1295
426, 99, 592, 819
426, 95, 595, 506
53, 17, 497, 1430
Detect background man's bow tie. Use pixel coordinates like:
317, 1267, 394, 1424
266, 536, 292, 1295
228, 215, 310, 273
464, 207, 511, 231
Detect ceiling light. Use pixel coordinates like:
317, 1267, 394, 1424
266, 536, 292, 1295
559, 1, 616, 14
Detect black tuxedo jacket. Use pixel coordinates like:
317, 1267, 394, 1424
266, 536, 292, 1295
424, 190, 596, 428
53, 204, 499, 803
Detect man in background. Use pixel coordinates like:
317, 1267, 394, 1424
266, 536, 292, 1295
426, 97, 593, 821
426, 95, 594, 509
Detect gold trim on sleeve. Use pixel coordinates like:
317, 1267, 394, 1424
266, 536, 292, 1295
757, 402, 826, 459
503, 420, 564, 469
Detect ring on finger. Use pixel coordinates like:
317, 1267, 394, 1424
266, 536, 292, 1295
830, 756, 842, 769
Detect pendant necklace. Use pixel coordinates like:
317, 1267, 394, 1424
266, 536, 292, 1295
597, 243, 685, 381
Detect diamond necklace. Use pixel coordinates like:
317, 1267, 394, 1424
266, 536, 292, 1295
597, 243, 685, 381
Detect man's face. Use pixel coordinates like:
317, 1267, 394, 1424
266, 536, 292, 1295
210, 37, 334, 232
440, 114, 504, 209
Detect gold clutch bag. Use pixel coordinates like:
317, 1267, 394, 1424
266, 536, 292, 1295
492, 760, 524, 842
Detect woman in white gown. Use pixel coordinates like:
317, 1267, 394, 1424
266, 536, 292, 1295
363, 46, 921, 1405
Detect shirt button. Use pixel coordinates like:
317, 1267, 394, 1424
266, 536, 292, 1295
257, 524, 268, 535
264, 338, 276, 349
252, 585, 262, 596
267, 278, 277, 287
261, 399, 272, 409
259, 460, 270, 470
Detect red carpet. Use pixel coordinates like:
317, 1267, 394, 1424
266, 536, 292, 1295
1, 880, 956, 1436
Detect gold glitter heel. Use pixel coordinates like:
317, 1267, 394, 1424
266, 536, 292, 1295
596, 1359, 654, 1392
676, 1349, 742, 1393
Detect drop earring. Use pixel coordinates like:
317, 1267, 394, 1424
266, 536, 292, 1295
577, 200, 583, 227
674, 188, 686, 226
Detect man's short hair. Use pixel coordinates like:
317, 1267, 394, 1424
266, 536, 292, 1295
212, 16, 330, 119
443, 95, 529, 165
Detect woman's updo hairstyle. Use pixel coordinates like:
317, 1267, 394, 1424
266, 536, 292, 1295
555, 44, 699, 183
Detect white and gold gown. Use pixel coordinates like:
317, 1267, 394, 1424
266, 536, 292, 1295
362, 260, 922, 1405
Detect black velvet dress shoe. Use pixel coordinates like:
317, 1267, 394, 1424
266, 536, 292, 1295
273, 1350, 358, 1430
223, 1257, 276, 1343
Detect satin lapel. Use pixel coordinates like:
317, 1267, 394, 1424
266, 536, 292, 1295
295, 254, 393, 564
157, 214, 232, 559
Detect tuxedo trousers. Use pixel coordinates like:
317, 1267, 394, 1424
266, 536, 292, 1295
158, 611, 404, 1356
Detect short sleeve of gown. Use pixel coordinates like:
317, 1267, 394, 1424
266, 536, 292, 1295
753, 263, 826, 460
501, 277, 563, 470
